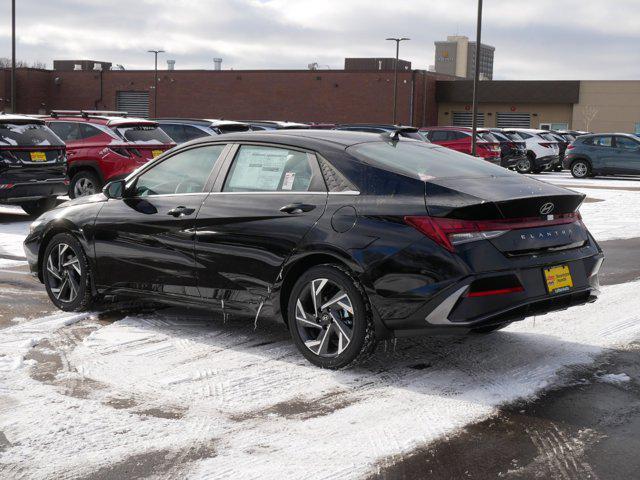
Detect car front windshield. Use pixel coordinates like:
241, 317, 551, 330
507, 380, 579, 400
114, 125, 173, 144
0, 123, 65, 147
348, 141, 511, 180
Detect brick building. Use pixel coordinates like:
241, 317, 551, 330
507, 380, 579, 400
0, 64, 450, 127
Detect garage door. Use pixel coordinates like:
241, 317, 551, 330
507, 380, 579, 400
116, 91, 149, 118
496, 112, 531, 128
452, 112, 485, 127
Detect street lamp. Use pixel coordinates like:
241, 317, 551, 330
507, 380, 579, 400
386, 37, 410, 125
148, 49, 165, 118
11, 0, 16, 113
471, 0, 483, 156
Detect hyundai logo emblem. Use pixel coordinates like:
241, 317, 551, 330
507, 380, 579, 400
540, 202, 555, 215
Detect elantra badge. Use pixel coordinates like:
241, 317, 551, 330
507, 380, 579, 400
540, 202, 555, 215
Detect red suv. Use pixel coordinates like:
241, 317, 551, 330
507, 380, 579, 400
419, 126, 501, 164
45, 111, 175, 198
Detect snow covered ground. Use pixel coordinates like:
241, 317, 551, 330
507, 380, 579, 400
1, 173, 640, 479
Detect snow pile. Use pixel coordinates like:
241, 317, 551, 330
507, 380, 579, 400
597, 372, 632, 384
1, 280, 638, 479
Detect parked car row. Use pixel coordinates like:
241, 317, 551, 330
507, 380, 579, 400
2, 109, 638, 218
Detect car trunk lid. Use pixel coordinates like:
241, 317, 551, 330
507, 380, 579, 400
424, 175, 587, 254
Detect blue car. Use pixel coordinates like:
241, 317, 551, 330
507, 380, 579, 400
564, 133, 640, 178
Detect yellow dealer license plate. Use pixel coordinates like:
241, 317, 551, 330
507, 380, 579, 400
152, 150, 163, 158
544, 265, 573, 294
30, 151, 47, 161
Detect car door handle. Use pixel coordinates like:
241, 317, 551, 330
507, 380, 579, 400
167, 206, 195, 217
280, 203, 316, 214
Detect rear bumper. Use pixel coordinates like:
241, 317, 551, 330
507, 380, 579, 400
0, 178, 68, 203
383, 250, 604, 336
534, 154, 559, 170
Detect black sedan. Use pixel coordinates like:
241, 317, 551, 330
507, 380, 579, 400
24, 130, 604, 368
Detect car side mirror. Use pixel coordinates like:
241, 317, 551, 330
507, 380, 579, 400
103, 179, 125, 199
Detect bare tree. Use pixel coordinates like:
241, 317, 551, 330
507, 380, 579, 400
0, 57, 47, 69
580, 105, 599, 132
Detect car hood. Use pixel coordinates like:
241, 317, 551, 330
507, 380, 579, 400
55, 193, 108, 210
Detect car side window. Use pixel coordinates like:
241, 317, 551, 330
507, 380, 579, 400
79, 123, 103, 139
223, 145, 317, 193
132, 144, 226, 196
430, 130, 449, 142
593, 136, 613, 147
616, 136, 639, 150
48, 121, 81, 141
183, 125, 210, 141
159, 124, 186, 143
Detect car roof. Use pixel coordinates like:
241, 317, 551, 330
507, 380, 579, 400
420, 126, 491, 133
46, 115, 157, 127
180, 128, 428, 152
504, 128, 550, 134
0, 113, 45, 125
242, 120, 310, 128
156, 118, 249, 128
338, 123, 417, 130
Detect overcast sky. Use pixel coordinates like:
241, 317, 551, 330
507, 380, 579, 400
0, 0, 639, 79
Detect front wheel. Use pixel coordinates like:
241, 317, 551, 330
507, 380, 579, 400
43, 233, 96, 311
287, 265, 377, 369
20, 197, 57, 216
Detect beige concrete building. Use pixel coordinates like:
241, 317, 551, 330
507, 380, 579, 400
434, 35, 495, 80
436, 80, 640, 134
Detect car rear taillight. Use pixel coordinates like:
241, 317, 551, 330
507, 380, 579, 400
404, 213, 582, 252
0, 183, 15, 190
567, 144, 575, 150
539, 142, 554, 148
466, 286, 524, 297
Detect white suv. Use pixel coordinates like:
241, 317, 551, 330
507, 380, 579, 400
503, 128, 560, 174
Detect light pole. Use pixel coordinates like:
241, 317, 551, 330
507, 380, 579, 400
386, 37, 410, 125
11, 0, 16, 113
471, 0, 483, 156
148, 49, 164, 118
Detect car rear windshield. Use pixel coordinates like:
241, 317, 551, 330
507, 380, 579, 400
538, 133, 556, 142
113, 125, 173, 144
348, 141, 510, 180
504, 132, 524, 142
0, 122, 64, 147
477, 132, 498, 143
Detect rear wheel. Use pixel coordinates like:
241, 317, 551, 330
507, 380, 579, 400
70, 170, 102, 198
571, 159, 592, 179
20, 197, 57, 216
287, 265, 376, 369
43, 233, 96, 312
516, 155, 533, 174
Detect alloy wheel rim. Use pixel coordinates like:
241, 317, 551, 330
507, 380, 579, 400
46, 243, 82, 303
517, 158, 531, 172
295, 278, 355, 358
74, 178, 96, 197
573, 162, 587, 177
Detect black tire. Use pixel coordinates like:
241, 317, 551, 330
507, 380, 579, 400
471, 322, 511, 334
570, 159, 592, 179
69, 170, 102, 199
516, 155, 533, 174
42, 233, 96, 312
553, 165, 563, 172
20, 197, 57, 216
287, 264, 377, 369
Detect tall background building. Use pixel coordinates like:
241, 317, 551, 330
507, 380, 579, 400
434, 35, 495, 80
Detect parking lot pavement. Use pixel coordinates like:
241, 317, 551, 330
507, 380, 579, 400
2, 177, 640, 479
